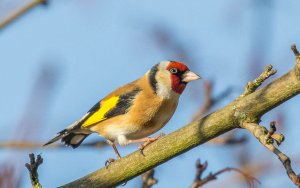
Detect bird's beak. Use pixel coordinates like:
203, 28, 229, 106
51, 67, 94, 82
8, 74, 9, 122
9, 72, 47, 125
182, 71, 201, 83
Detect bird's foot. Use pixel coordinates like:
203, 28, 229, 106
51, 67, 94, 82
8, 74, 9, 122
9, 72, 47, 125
105, 158, 116, 168
138, 133, 166, 155
106, 140, 122, 168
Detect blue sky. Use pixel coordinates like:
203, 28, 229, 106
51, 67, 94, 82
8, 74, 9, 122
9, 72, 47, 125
1, 0, 300, 187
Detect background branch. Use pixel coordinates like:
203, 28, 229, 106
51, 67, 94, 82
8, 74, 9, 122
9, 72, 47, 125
190, 159, 260, 188
192, 80, 232, 121
0, 0, 47, 30
141, 169, 157, 188
0, 140, 107, 149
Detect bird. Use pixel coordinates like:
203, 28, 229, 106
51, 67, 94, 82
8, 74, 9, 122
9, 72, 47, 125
44, 61, 201, 163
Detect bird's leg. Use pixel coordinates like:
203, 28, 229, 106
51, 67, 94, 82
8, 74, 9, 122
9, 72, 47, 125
105, 140, 122, 168
129, 133, 165, 154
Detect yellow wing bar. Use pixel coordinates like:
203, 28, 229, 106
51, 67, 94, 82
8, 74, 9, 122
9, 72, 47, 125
82, 96, 119, 127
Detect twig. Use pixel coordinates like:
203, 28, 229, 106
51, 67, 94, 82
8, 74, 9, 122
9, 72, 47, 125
241, 122, 300, 186
0, 0, 48, 30
193, 159, 208, 185
239, 64, 277, 98
25, 153, 43, 188
292, 45, 300, 76
265, 121, 284, 146
190, 159, 260, 188
142, 169, 158, 188
292, 44, 300, 56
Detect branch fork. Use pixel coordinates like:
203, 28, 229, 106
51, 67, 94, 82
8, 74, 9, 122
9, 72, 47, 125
264, 121, 284, 146
241, 121, 300, 186
25, 153, 43, 188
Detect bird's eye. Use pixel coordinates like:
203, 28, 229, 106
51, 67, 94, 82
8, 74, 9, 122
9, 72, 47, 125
169, 68, 178, 74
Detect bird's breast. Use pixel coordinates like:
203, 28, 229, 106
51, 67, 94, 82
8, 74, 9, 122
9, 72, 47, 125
94, 86, 180, 141
125, 98, 178, 139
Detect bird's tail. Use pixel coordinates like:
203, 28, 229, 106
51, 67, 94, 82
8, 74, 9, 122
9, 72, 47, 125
43, 128, 91, 148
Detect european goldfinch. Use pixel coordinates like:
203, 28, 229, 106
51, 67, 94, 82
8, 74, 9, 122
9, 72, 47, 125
44, 61, 201, 161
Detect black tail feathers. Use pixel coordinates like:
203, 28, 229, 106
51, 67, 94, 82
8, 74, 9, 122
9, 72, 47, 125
43, 129, 90, 148
43, 129, 68, 146
61, 133, 89, 148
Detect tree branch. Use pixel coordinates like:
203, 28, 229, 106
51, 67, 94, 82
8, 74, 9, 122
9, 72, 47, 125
60, 45, 300, 188
0, 0, 48, 30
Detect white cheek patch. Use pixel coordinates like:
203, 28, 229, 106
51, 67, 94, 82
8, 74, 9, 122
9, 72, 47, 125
155, 64, 173, 99
156, 82, 172, 99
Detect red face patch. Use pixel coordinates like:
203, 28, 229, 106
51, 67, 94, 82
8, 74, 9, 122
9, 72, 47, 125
166, 61, 189, 73
166, 61, 189, 94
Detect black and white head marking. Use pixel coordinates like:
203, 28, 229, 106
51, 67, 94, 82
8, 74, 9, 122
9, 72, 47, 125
149, 63, 159, 93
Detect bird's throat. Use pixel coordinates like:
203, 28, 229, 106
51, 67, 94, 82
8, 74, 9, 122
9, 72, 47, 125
171, 75, 186, 94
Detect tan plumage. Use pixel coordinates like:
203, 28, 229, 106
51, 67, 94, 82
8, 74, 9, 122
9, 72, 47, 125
92, 76, 178, 144
44, 61, 201, 160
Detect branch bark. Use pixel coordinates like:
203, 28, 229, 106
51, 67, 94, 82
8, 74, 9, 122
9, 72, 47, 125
60, 45, 300, 188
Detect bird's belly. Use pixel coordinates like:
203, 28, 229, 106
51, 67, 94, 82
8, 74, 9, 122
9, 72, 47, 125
101, 121, 168, 141
126, 108, 175, 140
126, 122, 164, 140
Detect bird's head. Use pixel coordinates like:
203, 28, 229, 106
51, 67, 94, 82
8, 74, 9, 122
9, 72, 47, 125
148, 61, 201, 98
